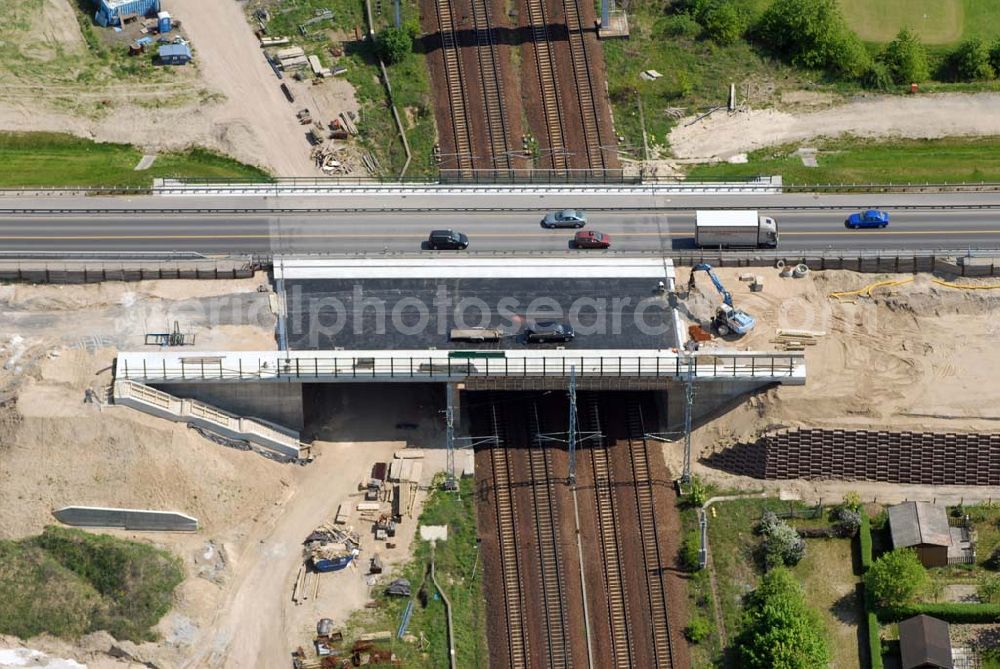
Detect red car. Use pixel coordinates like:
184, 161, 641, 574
573, 230, 611, 249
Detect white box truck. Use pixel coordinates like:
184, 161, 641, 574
695, 210, 779, 248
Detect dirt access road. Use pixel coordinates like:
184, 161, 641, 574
669, 92, 1000, 160
0, 0, 328, 176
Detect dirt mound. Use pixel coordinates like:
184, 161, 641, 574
669, 93, 1000, 160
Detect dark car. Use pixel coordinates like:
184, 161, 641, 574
845, 209, 889, 229
541, 209, 587, 228
525, 321, 575, 343
427, 229, 469, 250
573, 230, 611, 249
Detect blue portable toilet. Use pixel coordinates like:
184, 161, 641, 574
157, 11, 172, 34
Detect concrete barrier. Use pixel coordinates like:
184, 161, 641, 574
53, 505, 199, 531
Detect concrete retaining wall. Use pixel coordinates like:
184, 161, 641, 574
157, 382, 304, 430
53, 505, 198, 531
703, 428, 1000, 485
113, 380, 304, 460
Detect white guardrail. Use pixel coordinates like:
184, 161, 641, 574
115, 350, 806, 385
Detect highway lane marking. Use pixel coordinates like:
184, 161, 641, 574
2, 230, 1000, 240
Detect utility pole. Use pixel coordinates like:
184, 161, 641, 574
682, 353, 695, 485
567, 366, 578, 484
444, 384, 457, 490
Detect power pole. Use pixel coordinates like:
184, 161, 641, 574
444, 383, 457, 490
567, 365, 578, 484
682, 354, 695, 484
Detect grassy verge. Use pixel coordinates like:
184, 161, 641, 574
686, 136, 1000, 184
342, 476, 487, 667
0, 526, 183, 641
601, 0, 809, 158
0, 132, 270, 188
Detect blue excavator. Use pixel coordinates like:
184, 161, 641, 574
687, 263, 756, 336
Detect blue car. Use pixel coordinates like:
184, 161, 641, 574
845, 209, 890, 229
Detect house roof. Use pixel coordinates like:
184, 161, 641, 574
889, 501, 951, 548
899, 615, 952, 669
158, 44, 192, 58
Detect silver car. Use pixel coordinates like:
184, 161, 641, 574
541, 209, 587, 228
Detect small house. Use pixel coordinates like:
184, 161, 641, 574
898, 614, 952, 669
888, 501, 951, 567
157, 43, 192, 66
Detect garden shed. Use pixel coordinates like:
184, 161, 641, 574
898, 614, 952, 669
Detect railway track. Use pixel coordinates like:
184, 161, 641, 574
489, 401, 530, 668
528, 404, 572, 669
434, 0, 474, 173
469, 0, 512, 171
625, 401, 675, 668
560, 0, 606, 171
584, 396, 634, 668
524, 0, 568, 170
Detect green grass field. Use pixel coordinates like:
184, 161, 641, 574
0, 132, 270, 188
840, 0, 1000, 44
343, 477, 488, 668
686, 136, 1000, 184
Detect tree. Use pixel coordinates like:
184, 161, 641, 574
375, 26, 412, 65
880, 27, 929, 84
754, 0, 870, 79
947, 37, 996, 81
863, 548, 929, 608
738, 568, 831, 669
757, 510, 806, 567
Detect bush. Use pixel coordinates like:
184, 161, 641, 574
738, 568, 831, 668
680, 529, 703, 571
946, 37, 996, 81
754, 0, 871, 80
375, 26, 412, 65
700, 2, 748, 46
764, 522, 806, 567
864, 549, 929, 609
659, 13, 702, 39
758, 511, 806, 567
991, 40, 1000, 78
862, 63, 894, 91
979, 573, 1000, 604
684, 615, 712, 643
879, 27, 930, 84
842, 491, 863, 513
832, 507, 862, 537
687, 476, 709, 507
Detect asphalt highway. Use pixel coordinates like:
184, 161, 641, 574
1, 208, 1000, 254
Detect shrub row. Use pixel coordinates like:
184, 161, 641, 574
878, 602, 1000, 624
859, 513, 873, 572
866, 609, 883, 669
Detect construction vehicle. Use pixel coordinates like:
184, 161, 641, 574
688, 263, 756, 336
695, 210, 778, 248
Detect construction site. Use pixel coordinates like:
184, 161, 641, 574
1, 248, 999, 668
